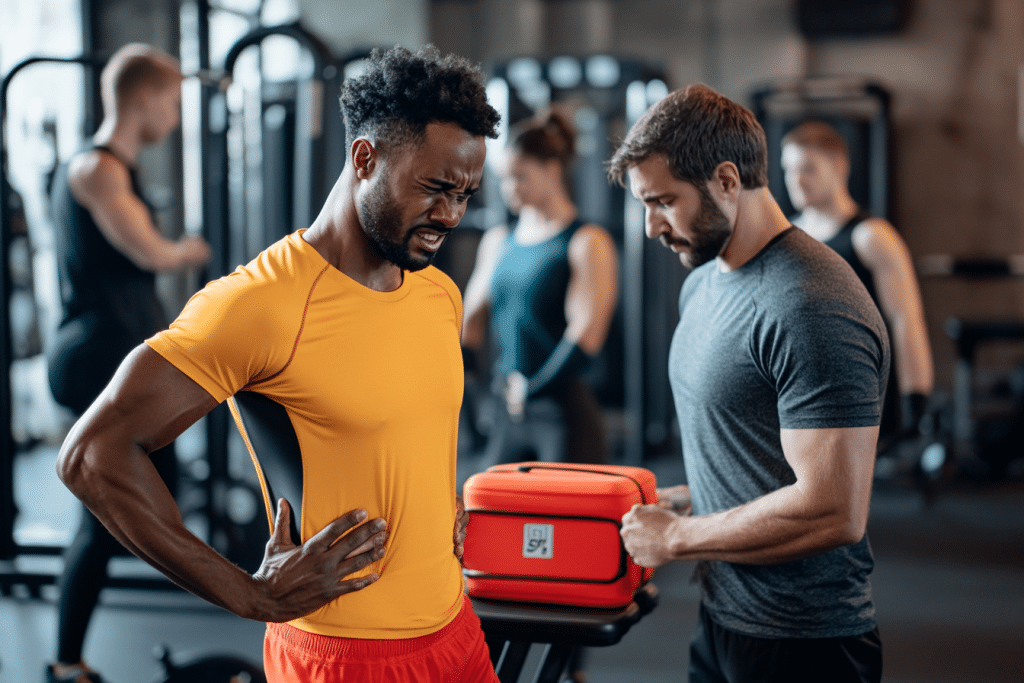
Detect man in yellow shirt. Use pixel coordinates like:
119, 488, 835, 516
56, 45, 501, 682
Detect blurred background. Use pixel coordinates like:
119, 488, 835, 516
1, 1, 1022, 682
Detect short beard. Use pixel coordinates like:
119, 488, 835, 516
358, 173, 434, 272
685, 186, 733, 269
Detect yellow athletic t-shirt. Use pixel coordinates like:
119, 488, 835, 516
146, 230, 465, 639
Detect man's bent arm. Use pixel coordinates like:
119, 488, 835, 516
622, 425, 877, 567
70, 152, 210, 272
57, 344, 386, 622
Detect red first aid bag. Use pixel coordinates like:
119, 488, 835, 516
461, 462, 657, 609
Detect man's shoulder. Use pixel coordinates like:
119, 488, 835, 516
409, 265, 461, 300
244, 231, 323, 281
408, 266, 463, 330
198, 233, 323, 306
756, 230, 878, 317
67, 148, 129, 198
159, 235, 316, 362
764, 228, 859, 285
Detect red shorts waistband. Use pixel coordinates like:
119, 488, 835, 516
266, 596, 475, 661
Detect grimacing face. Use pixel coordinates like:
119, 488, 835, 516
627, 155, 733, 270
357, 121, 487, 271
780, 143, 846, 212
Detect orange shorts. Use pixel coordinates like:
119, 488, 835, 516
263, 596, 499, 683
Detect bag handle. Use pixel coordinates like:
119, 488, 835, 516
510, 464, 650, 505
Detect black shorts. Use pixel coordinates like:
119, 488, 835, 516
689, 604, 882, 683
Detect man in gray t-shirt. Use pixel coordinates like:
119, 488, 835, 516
608, 84, 889, 683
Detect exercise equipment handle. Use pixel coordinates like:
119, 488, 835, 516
221, 22, 333, 78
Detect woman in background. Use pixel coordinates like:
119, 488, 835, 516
463, 107, 618, 471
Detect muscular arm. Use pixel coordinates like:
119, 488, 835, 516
69, 150, 210, 272
853, 219, 933, 395
564, 224, 619, 355
461, 225, 508, 350
57, 344, 386, 622
621, 425, 877, 567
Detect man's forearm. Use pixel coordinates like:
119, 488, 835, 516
668, 483, 866, 565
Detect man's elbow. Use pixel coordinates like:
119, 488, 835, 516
55, 436, 96, 497
828, 509, 869, 548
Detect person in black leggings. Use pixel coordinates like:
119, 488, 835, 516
46, 44, 210, 683
461, 108, 619, 683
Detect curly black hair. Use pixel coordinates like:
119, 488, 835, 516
340, 45, 500, 157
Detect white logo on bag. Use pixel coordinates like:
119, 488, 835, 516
522, 523, 554, 559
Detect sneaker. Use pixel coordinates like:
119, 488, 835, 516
45, 663, 104, 683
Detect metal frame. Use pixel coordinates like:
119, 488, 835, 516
219, 22, 338, 236
475, 583, 659, 683
0, 11, 365, 598
0, 55, 187, 594
0, 54, 105, 563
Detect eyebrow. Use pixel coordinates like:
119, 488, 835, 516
428, 178, 480, 197
638, 192, 671, 203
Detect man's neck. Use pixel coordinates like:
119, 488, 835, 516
718, 187, 792, 272
798, 193, 860, 242
93, 119, 141, 166
303, 176, 404, 293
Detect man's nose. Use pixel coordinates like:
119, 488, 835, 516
430, 196, 463, 228
644, 208, 665, 240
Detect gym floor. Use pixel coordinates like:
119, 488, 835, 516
2, 446, 1023, 683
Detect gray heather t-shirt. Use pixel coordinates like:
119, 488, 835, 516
669, 227, 889, 639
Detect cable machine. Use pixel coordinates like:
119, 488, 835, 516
0, 23, 354, 587
0, 54, 113, 588
0, 52, 267, 593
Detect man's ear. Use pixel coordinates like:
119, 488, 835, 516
128, 85, 157, 117
351, 138, 377, 180
835, 154, 851, 182
710, 161, 741, 201
543, 158, 563, 180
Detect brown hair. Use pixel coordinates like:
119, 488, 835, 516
509, 107, 576, 167
781, 119, 849, 161
101, 44, 182, 115
607, 83, 767, 189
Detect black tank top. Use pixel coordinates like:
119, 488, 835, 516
50, 145, 167, 338
824, 208, 877, 304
